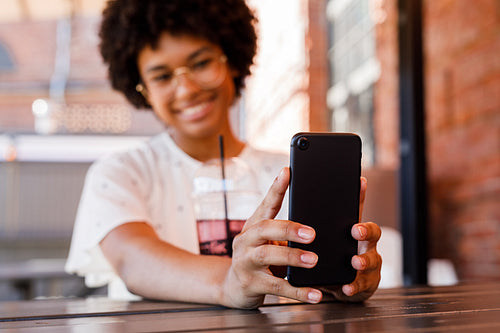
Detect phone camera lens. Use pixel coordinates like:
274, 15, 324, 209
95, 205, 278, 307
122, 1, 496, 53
297, 137, 309, 150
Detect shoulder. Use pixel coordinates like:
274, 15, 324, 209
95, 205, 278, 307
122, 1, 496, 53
88, 132, 171, 181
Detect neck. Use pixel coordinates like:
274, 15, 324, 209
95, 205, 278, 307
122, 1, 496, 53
169, 128, 245, 162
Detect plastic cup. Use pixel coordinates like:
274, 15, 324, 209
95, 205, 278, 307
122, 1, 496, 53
192, 158, 260, 257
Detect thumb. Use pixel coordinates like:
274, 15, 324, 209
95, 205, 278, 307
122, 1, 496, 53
243, 167, 289, 231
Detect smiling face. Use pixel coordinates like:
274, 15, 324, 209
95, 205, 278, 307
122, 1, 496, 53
137, 33, 237, 142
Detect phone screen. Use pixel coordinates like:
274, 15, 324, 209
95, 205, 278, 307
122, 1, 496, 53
287, 132, 361, 287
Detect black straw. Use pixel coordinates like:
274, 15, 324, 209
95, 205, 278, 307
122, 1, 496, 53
219, 135, 232, 256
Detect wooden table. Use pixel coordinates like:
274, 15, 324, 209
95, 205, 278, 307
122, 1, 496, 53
1, 282, 500, 332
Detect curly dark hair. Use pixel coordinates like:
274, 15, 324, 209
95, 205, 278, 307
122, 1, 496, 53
99, 0, 258, 109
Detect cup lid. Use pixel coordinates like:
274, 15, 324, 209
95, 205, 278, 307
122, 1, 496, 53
192, 157, 260, 196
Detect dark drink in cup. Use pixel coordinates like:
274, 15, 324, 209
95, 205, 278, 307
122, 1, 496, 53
192, 157, 261, 257
196, 219, 246, 256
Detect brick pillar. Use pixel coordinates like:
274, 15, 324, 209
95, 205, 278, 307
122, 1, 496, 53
424, 0, 500, 281
306, 0, 329, 131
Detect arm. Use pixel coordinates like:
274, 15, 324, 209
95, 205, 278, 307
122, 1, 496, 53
100, 222, 232, 305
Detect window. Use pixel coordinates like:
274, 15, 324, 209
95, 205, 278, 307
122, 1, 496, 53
327, 0, 379, 166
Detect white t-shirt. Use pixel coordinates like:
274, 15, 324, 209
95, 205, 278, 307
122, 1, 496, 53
65, 132, 288, 298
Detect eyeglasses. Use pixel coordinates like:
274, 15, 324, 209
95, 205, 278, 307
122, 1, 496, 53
137, 54, 228, 96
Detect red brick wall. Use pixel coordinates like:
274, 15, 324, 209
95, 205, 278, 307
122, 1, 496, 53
424, 0, 500, 281
307, 0, 328, 132
0, 20, 57, 132
1, 16, 122, 129
0, 15, 160, 135
373, 0, 400, 169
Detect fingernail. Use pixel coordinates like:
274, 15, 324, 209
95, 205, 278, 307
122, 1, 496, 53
355, 256, 366, 269
308, 290, 322, 303
276, 168, 286, 182
343, 284, 355, 296
298, 227, 315, 240
301, 253, 317, 265
357, 226, 366, 238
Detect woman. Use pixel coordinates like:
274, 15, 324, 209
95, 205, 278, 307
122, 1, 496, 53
66, 0, 381, 309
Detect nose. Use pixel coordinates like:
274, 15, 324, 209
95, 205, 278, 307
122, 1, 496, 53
171, 67, 190, 87
172, 70, 199, 98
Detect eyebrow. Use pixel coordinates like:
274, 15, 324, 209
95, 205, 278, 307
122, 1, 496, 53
144, 46, 215, 74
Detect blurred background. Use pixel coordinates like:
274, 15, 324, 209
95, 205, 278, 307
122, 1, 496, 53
0, 0, 498, 300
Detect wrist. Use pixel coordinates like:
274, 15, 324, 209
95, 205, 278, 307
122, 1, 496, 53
219, 263, 264, 309
219, 265, 240, 308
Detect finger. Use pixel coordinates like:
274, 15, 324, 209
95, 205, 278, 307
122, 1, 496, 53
342, 269, 380, 298
342, 276, 365, 296
359, 177, 367, 222
240, 219, 315, 247
249, 244, 318, 268
351, 222, 381, 242
243, 167, 289, 231
351, 251, 382, 272
253, 274, 323, 304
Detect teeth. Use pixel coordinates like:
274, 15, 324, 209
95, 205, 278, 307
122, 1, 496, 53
182, 102, 208, 116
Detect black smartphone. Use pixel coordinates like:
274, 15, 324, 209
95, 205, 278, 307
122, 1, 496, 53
287, 132, 361, 287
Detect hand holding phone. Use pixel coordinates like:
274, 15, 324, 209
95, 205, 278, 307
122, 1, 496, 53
287, 132, 361, 287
